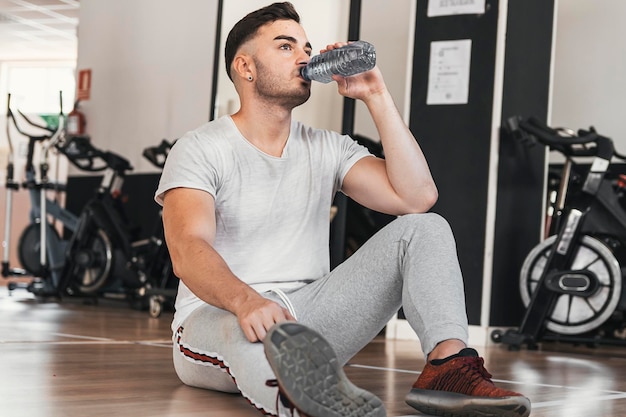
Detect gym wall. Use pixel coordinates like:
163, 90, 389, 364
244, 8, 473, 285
75, 0, 219, 175
551, 0, 626, 156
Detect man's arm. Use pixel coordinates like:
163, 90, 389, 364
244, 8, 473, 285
343, 88, 438, 215
162, 187, 295, 342
324, 43, 438, 215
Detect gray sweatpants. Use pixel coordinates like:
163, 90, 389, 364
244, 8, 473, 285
172, 213, 469, 416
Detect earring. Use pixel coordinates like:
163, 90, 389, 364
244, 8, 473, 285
248, 75, 253, 81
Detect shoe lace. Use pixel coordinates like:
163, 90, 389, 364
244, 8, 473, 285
431, 356, 495, 395
457, 356, 494, 392
465, 357, 493, 380
266, 379, 298, 417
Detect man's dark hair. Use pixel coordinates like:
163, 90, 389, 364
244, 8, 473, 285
224, 2, 300, 81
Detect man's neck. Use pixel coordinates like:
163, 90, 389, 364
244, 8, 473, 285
231, 103, 293, 157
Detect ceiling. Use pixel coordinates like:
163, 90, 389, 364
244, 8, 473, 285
0, 0, 79, 61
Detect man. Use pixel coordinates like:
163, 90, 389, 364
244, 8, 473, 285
155, 2, 531, 417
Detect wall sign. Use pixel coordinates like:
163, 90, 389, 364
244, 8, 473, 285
77, 69, 92, 101
426, 39, 472, 105
427, 0, 486, 17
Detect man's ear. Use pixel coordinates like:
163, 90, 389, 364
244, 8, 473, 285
232, 54, 254, 82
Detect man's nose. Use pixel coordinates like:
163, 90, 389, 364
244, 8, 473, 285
297, 49, 311, 64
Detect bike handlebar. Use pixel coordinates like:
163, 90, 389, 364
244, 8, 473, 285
142, 139, 172, 169
506, 116, 616, 160
59, 135, 133, 174
17, 109, 56, 134
7, 99, 51, 146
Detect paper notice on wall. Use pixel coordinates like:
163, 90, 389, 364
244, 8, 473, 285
426, 39, 472, 105
427, 0, 486, 17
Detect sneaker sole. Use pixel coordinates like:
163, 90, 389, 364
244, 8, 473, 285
406, 388, 531, 417
264, 322, 386, 417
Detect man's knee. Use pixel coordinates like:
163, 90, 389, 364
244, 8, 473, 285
397, 212, 452, 235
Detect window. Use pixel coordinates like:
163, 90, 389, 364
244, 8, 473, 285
0, 61, 76, 183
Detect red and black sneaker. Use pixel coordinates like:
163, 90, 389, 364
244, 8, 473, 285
406, 348, 531, 417
264, 322, 386, 417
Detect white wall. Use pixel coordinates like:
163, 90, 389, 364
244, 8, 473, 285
551, 0, 626, 153
355, 0, 416, 140
76, 0, 219, 174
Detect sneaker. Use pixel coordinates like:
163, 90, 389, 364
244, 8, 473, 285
263, 322, 387, 417
406, 348, 531, 417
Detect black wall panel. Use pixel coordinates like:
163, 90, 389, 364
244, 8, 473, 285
491, 0, 554, 326
409, 0, 500, 324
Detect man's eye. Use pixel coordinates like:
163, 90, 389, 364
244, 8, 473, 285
280, 44, 292, 51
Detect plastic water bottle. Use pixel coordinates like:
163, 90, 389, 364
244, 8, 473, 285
300, 40, 376, 84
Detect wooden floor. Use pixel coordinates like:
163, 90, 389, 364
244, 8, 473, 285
2, 287, 626, 417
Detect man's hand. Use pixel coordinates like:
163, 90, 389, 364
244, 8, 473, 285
319, 42, 387, 102
235, 295, 296, 343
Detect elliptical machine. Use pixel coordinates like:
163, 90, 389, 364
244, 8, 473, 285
2, 92, 84, 295
492, 116, 626, 349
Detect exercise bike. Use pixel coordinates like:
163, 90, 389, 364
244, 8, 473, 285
3, 92, 174, 307
492, 116, 626, 349
2, 93, 84, 295
57, 138, 176, 310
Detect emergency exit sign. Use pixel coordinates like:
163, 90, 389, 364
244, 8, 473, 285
77, 69, 92, 101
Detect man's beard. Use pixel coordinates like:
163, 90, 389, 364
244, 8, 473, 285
253, 58, 311, 109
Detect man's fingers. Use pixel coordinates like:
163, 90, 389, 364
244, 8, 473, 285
282, 307, 296, 321
252, 322, 268, 342
239, 300, 297, 342
242, 324, 260, 343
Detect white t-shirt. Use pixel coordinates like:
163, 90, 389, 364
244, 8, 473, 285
155, 115, 371, 329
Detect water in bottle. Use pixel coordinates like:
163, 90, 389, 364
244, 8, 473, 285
300, 40, 376, 84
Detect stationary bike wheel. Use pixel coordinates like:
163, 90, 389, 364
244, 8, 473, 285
17, 222, 60, 277
520, 235, 622, 335
71, 229, 114, 294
